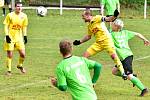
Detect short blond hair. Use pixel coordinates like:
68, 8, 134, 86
59, 39, 72, 55
114, 19, 124, 29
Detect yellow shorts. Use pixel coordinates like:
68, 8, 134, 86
4, 41, 25, 51
87, 39, 116, 56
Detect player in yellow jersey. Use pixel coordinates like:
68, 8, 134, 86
73, 9, 127, 79
3, 1, 28, 76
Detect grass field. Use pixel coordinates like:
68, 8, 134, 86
0, 9, 150, 100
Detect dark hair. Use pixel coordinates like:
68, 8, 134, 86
59, 39, 72, 56
15, 2, 22, 7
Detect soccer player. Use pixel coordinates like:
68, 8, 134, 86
100, 0, 120, 16
2, 0, 12, 16
111, 19, 149, 96
73, 9, 127, 79
51, 39, 102, 100
3, 1, 28, 76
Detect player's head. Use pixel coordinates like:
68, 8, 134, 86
112, 19, 124, 31
59, 39, 73, 56
15, 2, 23, 13
82, 8, 92, 22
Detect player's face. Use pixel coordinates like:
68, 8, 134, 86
15, 4, 23, 13
82, 14, 90, 22
111, 23, 118, 31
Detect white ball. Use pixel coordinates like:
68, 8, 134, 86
36, 6, 47, 17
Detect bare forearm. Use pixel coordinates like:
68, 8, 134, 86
80, 35, 91, 44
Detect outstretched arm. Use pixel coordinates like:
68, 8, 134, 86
92, 62, 102, 87
103, 9, 119, 22
135, 32, 150, 46
73, 34, 91, 45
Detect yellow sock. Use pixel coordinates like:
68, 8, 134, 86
114, 57, 124, 75
18, 57, 25, 67
6, 57, 12, 71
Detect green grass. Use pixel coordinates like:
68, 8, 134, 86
0, 9, 150, 100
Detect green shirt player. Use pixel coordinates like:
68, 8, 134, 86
100, 0, 120, 16
51, 39, 102, 100
111, 19, 150, 96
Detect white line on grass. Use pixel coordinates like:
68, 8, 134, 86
0, 55, 149, 92
0, 80, 49, 92
134, 55, 150, 61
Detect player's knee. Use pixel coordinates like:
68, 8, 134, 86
127, 74, 133, 80
111, 54, 116, 59
112, 67, 117, 75
83, 52, 90, 58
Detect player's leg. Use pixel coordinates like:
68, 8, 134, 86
112, 66, 121, 76
6, 0, 12, 12
4, 42, 14, 76
6, 50, 13, 75
2, 1, 6, 16
123, 56, 148, 96
83, 42, 103, 58
16, 42, 26, 73
104, 39, 125, 76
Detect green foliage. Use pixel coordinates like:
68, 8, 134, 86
120, 0, 148, 9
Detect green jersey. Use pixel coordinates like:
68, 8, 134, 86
111, 30, 135, 61
56, 56, 97, 100
101, 0, 119, 15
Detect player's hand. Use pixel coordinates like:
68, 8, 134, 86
24, 36, 27, 44
144, 40, 150, 46
6, 35, 11, 43
114, 9, 119, 17
122, 73, 127, 80
73, 40, 81, 45
50, 77, 57, 87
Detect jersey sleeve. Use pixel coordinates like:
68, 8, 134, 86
82, 57, 96, 69
56, 66, 67, 86
125, 30, 135, 40
3, 14, 10, 25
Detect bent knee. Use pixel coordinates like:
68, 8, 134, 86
111, 54, 116, 59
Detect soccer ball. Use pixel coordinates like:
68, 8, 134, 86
36, 6, 47, 17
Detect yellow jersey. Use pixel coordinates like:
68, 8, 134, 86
88, 15, 111, 42
3, 12, 28, 42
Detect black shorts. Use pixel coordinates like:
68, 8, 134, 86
121, 55, 133, 75
115, 55, 133, 75
4, 0, 11, 5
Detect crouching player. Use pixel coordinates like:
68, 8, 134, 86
51, 39, 102, 100
111, 19, 149, 96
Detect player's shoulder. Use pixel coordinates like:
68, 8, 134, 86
20, 12, 27, 17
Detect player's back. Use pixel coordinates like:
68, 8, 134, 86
57, 56, 97, 100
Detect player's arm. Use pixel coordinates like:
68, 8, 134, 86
92, 62, 102, 84
73, 34, 91, 45
100, 4, 104, 16
102, 9, 119, 22
22, 27, 27, 44
84, 58, 102, 86
134, 32, 150, 46
52, 67, 68, 91
116, 0, 120, 13
51, 77, 67, 91
100, 0, 105, 16
4, 24, 11, 43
